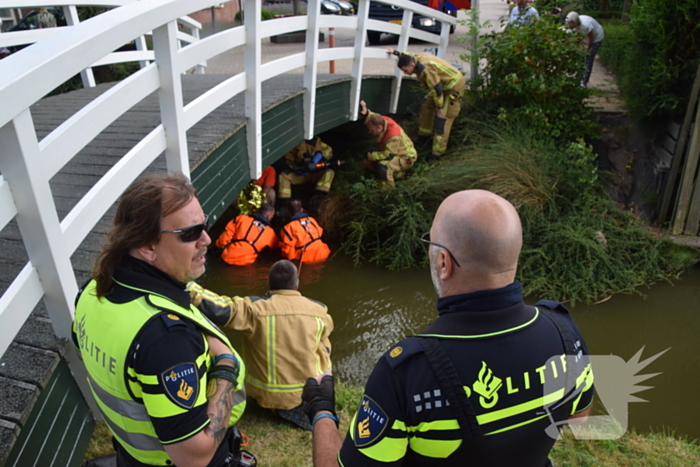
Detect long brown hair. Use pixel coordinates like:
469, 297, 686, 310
92, 172, 196, 298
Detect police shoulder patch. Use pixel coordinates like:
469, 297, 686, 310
384, 337, 423, 369
354, 395, 389, 448
161, 363, 199, 409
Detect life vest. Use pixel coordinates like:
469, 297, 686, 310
217, 214, 278, 266
280, 214, 331, 263
380, 117, 403, 148
73, 280, 246, 465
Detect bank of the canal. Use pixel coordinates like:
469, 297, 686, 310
199, 253, 700, 442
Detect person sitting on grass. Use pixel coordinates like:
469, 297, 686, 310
188, 259, 333, 431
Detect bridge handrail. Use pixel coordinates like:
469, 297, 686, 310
0, 0, 456, 363
0, 1, 204, 87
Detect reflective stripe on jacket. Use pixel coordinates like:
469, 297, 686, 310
73, 280, 246, 465
188, 286, 334, 410
415, 53, 465, 109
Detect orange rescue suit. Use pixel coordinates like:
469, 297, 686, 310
280, 213, 331, 263
216, 214, 278, 266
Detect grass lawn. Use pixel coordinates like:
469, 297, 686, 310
84, 383, 700, 466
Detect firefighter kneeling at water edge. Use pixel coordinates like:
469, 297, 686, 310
72, 173, 254, 467
278, 137, 342, 214
360, 100, 417, 187
216, 205, 278, 266
281, 199, 331, 263
389, 49, 465, 163
187, 259, 333, 431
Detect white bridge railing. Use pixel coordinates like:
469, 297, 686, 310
0, 1, 204, 88
0, 0, 456, 361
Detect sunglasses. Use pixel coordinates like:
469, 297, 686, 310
161, 215, 209, 243
420, 231, 461, 268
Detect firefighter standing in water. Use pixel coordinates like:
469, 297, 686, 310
280, 200, 331, 263
388, 48, 465, 163
216, 205, 278, 266
359, 100, 417, 187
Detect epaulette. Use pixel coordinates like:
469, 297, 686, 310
160, 312, 188, 329
249, 294, 271, 303
535, 299, 571, 315
384, 337, 423, 369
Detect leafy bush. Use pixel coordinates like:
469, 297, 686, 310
581, 0, 624, 11
596, 19, 632, 73
599, 0, 700, 118
469, 15, 598, 142
626, 0, 700, 118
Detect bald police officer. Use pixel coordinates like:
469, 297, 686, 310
303, 189, 594, 466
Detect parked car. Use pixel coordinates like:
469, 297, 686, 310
367, 0, 458, 45
324, 0, 355, 15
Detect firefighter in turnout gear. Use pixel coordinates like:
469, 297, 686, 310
188, 260, 333, 431
280, 199, 331, 263
216, 205, 278, 266
72, 173, 250, 467
360, 100, 418, 187
389, 49, 465, 162
302, 190, 594, 467
278, 137, 335, 208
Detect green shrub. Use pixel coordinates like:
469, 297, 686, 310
598, 1, 700, 118
625, 0, 700, 118
579, 10, 623, 19
235, 9, 276, 21
581, 0, 624, 12
597, 20, 632, 73
469, 15, 597, 142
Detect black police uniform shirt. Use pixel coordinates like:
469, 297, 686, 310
72, 256, 232, 466
338, 282, 594, 467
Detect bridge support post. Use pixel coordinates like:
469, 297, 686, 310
303, 0, 321, 138
153, 20, 190, 178
350, 0, 371, 120
244, 0, 262, 179
389, 10, 414, 114
63, 6, 96, 89
0, 111, 78, 345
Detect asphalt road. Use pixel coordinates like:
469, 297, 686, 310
206, 0, 511, 76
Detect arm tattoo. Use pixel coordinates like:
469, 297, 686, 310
205, 378, 235, 444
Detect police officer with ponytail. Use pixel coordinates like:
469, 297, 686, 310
73, 173, 251, 467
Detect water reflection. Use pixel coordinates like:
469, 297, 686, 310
200, 251, 700, 440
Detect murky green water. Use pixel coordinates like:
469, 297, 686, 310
200, 253, 700, 440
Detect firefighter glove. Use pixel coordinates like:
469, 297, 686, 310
302, 375, 336, 420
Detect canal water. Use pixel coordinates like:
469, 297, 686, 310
199, 253, 700, 441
